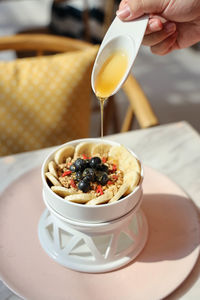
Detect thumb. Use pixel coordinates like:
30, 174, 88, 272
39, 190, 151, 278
117, 0, 166, 20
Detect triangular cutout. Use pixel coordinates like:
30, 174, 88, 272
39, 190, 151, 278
92, 234, 112, 256
59, 228, 73, 250
69, 238, 93, 259
115, 231, 134, 254
129, 215, 139, 235
46, 224, 54, 241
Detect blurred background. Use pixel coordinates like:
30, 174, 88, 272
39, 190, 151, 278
0, 0, 200, 136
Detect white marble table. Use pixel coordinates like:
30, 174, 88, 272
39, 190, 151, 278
0, 121, 200, 300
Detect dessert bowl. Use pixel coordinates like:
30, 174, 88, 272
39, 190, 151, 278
41, 138, 143, 223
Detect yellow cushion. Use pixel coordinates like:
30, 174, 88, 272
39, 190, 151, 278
0, 46, 98, 156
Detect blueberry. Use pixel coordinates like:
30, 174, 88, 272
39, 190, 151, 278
96, 164, 108, 173
69, 164, 76, 172
75, 171, 82, 182
83, 175, 91, 183
78, 180, 90, 193
95, 171, 108, 186
99, 173, 109, 185
82, 168, 96, 182
74, 158, 87, 171
85, 159, 90, 168
90, 157, 101, 169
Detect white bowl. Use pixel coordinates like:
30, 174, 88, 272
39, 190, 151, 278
41, 138, 143, 223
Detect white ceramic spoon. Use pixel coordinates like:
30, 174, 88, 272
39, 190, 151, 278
91, 15, 148, 97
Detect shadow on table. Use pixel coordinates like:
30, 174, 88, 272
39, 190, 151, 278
137, 193, 200, 299
139, 193, 200, 262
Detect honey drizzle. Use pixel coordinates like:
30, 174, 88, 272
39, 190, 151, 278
98, 97, 107, 138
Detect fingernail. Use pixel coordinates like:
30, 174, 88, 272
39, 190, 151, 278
116, 4, 132, 20
149, 19, 161, 31
165, 22, 176, 33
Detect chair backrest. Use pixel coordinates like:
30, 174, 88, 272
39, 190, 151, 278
0, 34, 98, 156
0, 34, 92, 55
0, 33, 159, 155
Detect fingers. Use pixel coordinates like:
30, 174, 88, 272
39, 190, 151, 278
146, 18, 163, 34
116, 2, 133, 20
117, 0, 165, 20
143, 22, 176, 46
116, 0, 178, 55
150, 31, 178, 55
119, 0, 128, 10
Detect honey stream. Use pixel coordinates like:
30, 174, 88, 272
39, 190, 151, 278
98, 97, 107, 138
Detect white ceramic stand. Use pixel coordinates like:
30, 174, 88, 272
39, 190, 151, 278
38, 195, 148, 273
0, 166, 199, 300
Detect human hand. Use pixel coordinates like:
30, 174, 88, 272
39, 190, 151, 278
117, 0, 200, 55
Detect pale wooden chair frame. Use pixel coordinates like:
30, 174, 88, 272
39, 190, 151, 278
0, 34, 158, 132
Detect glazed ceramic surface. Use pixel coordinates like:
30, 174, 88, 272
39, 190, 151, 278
1, 121, 200, 300
42, 138, 143, 223
91, 15, 148, 95
0, 166, 199, 300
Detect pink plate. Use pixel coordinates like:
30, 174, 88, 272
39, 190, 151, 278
0, 166, 199, 300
